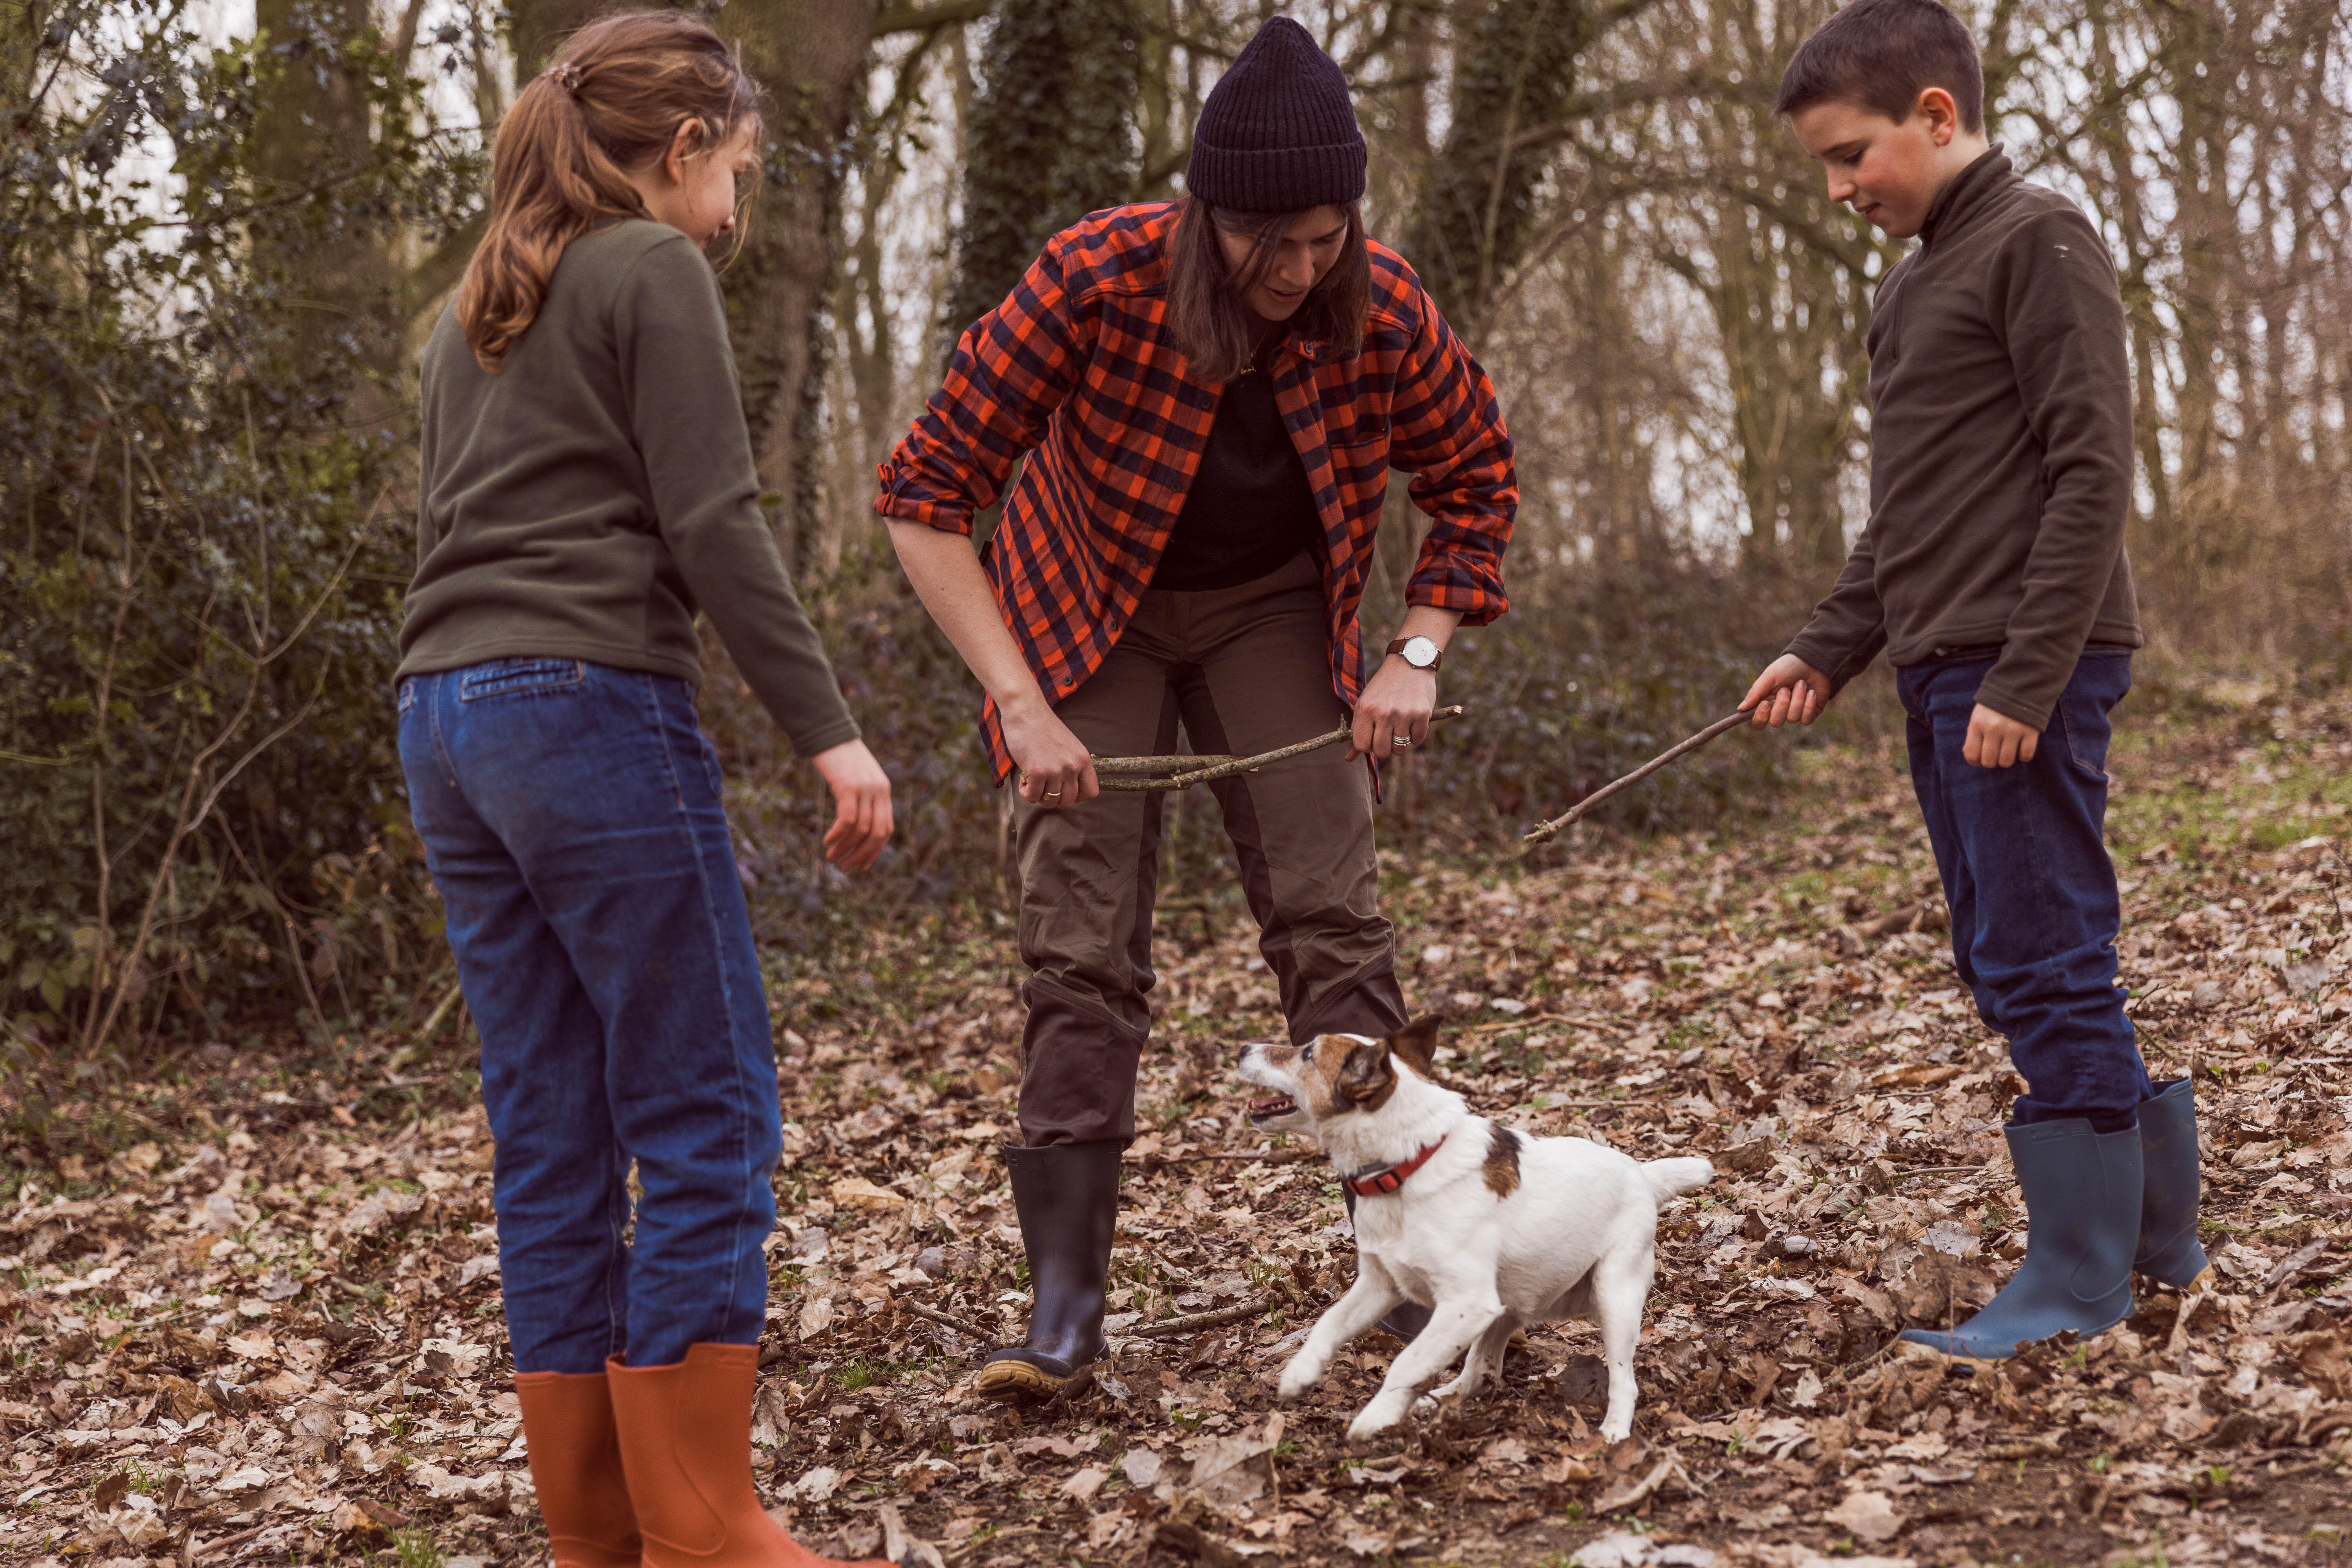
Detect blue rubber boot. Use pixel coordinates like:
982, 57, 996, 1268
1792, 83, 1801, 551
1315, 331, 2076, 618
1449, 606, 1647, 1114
1899, 1118, 2140, 1361
2134, 1077, 2212, 1289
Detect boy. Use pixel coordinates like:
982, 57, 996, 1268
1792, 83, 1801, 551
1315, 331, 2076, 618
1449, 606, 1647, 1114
1742, 0, 2210, 1360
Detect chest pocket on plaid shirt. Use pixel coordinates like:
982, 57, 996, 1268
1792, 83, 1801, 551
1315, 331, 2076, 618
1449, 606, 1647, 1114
1321, 416, 1391, 492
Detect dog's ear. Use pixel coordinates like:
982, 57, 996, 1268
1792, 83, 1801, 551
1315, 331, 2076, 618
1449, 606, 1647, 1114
1387, 1013, 1444, 1078
1334, 1038, 1398, 1109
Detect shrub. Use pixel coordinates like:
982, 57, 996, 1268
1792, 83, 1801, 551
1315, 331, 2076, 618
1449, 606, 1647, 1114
1, 1, 479, 1060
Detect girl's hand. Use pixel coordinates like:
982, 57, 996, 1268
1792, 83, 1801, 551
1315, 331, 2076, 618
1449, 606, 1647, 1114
1349, 658, 1439, 760
1002, 693, 1098, 809
1740, 654, 1832, 728
811, 739, 893, 871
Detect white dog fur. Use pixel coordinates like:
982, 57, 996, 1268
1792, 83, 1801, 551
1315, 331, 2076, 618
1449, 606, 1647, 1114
1239, 1016, 1711, 1444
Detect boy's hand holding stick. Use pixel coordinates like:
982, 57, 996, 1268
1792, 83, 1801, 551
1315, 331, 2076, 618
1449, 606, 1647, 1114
1522, 657, 1849, 847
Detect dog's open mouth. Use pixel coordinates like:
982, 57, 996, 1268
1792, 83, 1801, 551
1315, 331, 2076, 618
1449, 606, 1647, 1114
1249, 1094, 1299, 1120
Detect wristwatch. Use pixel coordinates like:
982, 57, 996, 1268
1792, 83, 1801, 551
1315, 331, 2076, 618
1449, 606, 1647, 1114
1386, 635, 1442, 671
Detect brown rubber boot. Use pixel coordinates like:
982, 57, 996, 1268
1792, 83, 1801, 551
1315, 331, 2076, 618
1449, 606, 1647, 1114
512, 1370, 642, 1568
607, 1345, 897, 1567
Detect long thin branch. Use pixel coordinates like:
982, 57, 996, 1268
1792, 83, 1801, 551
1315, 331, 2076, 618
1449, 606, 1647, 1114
87, 667, 332, 1050
1125, 1297, 1271, 1339
83, 479, 381, 1050
1521, 711, 1752, 846
79, 434, 138, 1054
1095, 707, 1465, 792
1093, 751, 1242, 774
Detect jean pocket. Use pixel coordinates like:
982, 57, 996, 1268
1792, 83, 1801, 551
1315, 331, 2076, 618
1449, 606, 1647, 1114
459, 658, 586, 702
2056, 692, 2114, 783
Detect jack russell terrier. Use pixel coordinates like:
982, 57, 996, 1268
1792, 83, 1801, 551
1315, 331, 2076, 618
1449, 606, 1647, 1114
1240, 1015, 1711, 1443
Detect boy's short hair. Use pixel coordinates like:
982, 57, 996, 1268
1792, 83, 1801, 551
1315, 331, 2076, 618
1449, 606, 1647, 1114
1774, 0, 1985, 133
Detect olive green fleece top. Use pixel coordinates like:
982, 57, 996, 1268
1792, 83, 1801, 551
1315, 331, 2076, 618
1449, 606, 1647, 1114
1786, 150, 2143, 730
399, 220, 859, 758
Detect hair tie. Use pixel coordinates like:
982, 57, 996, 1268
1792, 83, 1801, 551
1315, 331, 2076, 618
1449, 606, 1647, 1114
548, 61, 582, 94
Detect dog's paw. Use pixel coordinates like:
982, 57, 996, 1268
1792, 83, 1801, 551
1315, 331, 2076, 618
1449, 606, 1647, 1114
1346, 1399, 1409, 1444
1275, 1356, 1324, 1401
1597, 1415, 1633, 1444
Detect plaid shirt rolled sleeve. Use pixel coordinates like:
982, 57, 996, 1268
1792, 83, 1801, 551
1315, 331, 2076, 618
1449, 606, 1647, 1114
874, 234, 1090, 534
1391, 289, 1515, 623
876, 202, 1514, 780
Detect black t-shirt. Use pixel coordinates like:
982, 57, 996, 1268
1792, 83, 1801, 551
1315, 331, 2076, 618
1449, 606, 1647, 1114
1151, 363, 1323, 592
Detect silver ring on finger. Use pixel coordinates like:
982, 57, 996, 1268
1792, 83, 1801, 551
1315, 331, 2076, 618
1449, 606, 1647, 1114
1393, 736, 1411, 750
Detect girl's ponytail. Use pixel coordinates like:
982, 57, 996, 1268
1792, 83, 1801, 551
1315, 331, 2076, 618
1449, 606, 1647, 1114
457, 11, 761, 372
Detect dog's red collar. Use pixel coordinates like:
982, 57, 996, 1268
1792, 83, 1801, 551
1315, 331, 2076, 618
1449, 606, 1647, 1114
1341, 1134, 1448, 1198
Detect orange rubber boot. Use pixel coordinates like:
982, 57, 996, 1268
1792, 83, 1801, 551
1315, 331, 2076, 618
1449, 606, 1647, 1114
607, 1345, 896, 1567
513, 1370, 643, 1568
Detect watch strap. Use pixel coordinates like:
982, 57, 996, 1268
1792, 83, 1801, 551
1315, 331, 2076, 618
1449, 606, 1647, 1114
1385, 637, 1442, 671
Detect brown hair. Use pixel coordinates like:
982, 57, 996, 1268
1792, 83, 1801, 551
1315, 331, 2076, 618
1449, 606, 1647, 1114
1773, 0, 1985, 133
1165, 196, 1369, 385
457, 11, 762, 372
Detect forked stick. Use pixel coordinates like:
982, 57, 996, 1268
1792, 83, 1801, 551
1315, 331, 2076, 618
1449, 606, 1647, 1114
1521, 710, 1753, 845
1092, 706, 1466, 792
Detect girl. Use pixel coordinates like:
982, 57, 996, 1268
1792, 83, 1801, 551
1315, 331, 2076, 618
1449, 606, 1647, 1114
875, 18, 1516, 1401
398, 15, 894, 1566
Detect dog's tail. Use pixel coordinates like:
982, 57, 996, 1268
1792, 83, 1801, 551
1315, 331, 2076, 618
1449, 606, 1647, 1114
1641, 1156, 1715, 1203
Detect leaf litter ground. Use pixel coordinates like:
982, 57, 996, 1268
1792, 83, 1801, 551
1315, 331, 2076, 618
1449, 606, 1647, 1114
4, 694, 2350, 1568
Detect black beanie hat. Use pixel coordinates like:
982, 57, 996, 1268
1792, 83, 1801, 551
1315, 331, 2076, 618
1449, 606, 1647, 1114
1185, 17, 1365, 211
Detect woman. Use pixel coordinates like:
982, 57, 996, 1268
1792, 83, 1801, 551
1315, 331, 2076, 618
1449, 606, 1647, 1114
876, 17, 1515, 1401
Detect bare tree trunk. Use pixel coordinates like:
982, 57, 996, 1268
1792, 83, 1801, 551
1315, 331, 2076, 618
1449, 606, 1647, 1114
1402, 0, 1608, 340
944, 0, 1141, 348
1, 0, 40, 110
252, 0, 397, 397
508, 0, 604, 78
723, 0, 883, 583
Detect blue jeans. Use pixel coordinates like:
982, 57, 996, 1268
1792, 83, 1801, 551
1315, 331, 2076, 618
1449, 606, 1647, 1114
1896, 647, 2154, 1125
397, 659, 781, 1374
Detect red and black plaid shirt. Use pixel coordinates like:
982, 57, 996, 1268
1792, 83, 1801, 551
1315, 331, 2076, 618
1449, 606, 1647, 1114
875, 201, 1515, 779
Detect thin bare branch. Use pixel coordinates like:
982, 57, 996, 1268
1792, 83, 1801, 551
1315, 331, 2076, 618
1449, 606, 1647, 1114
1093, 707, 1466, 792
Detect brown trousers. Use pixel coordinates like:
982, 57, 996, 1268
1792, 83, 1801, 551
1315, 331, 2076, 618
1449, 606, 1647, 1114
1013, 554, 1408, 1145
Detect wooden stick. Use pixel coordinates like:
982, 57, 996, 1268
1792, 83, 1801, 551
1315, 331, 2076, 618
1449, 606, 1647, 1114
415, 980, 465, 1041
901, 1299, 993, 1340
190, 1523, 271, 1561
1126, 1296, 1270, 1338
1134, 1149, 1313, 1167
1096, 707, 1465, 792
1092, 752, 1240, 774
1523, 710, 1753, 845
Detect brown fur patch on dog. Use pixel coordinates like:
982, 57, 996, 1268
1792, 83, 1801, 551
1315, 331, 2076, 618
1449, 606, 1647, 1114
1333, 1037, 1399, 1112
1483, 1124, 1523, 1198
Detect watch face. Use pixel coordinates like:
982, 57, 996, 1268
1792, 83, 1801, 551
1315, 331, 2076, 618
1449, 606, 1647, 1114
1403, 637, 1437, 668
